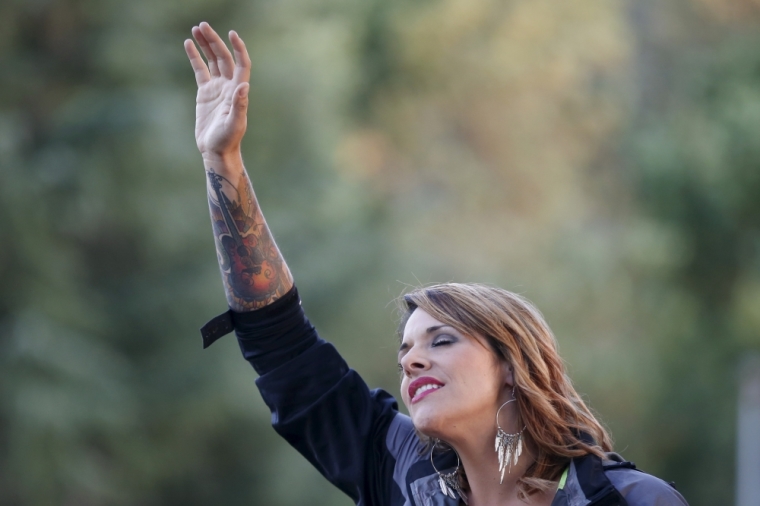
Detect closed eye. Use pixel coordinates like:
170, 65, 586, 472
432, 336, 455, 347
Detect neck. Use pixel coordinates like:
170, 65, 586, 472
452, 431, 534, 506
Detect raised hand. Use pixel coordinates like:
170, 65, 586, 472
184, 22, 251, 163
186, 22, 293, 312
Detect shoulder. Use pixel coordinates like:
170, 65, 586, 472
385, 411, 424, 461
604, 464, 689, 506
564, 453, 689, 506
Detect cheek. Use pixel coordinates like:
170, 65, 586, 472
399, 379, 410, 407
452, 355, 504, 400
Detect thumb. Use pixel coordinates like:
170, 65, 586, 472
229, 82, 250, 128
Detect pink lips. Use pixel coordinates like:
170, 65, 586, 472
408, 376, 444, 404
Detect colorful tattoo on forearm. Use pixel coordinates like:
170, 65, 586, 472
206, 169, 292, 311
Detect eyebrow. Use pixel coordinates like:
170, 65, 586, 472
397, 325, 456, 354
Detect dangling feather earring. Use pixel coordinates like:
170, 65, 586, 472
431, 439, 468, 504
495, 388, 526, 484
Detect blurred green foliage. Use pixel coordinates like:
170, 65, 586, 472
0, 0, 758, 504
626, 30, 760, 501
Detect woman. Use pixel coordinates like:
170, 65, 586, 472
185, 22, 689, 506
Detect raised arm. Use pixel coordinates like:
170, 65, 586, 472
185, 22, 293, 312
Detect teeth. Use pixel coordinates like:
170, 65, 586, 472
413, 384, 441, 398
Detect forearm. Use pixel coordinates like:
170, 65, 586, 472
204, 153, 293, 312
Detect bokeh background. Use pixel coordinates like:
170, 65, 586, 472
2, 0, 760, 504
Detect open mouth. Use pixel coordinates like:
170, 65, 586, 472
408, 377, 444, 404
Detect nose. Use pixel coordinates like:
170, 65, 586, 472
399, 345, 430, 377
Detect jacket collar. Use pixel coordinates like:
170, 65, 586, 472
408, 454, 628, 506
410, 470, 461, 506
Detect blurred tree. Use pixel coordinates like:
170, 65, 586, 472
626, 26, 760, 504
0, 0, 388, 504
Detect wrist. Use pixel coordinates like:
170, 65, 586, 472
202, 150, 244, 174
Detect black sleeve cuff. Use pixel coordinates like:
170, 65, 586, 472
199, 286, 300, 348
200, 286, 320, 376
200, 310, 235, 349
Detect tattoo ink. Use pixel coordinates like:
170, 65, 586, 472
206, 169, 290, 310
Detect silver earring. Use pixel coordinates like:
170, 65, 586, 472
495, 388, 526, 483
431, 439, 469, 504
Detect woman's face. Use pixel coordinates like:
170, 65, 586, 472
398, 308, 512, 441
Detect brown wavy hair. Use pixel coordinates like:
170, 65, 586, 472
398, 283, 612, 499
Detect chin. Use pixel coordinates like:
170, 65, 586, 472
410, 406, 450, 440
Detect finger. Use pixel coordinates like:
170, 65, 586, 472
199, 22, 235, 79
227, 82, 249, 132
230, 31, 251, 84
192, 25, 219, 77
184, 39, 211, 85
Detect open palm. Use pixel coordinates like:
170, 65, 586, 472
184, 22, 251, 159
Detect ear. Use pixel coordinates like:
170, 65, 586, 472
501, 361, 514, 389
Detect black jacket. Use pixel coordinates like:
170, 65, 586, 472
202, 287, 689, 506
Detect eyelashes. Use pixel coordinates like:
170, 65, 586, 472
397, 335, 457, 373
432, 335, 455, 347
